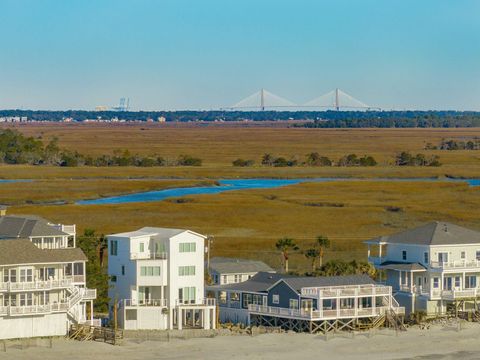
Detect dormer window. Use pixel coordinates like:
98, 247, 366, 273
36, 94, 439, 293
423, 252, 428, 264
461, 251, 466, 260
402, 250, 407, 261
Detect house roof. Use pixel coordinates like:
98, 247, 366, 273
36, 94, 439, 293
207, 271, 291, 293
108, 227, 205, 240
379, 261, 427, 272
209, 257, 274, 274
0, 215, 68, 238
0, 239, 87, 266
366, 222, 480, 246
278, 274, 376, 292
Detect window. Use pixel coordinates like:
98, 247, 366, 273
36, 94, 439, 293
242, 293, 264, 308
126, 310, 137, 321
179, 287, 196, 304
179, 242, 197, 253
3, 270, 8, 283
230, 292, 240, 302
19, 293, 33, 306
178, 266, 195, 276
74, 263, 84, 275
222, 275, 227, 284
402, 250, 407, 261
438, 252, 448, 263
455, 276, 461, 288
476, 251, 480, 261
121, 266, 125, 276
19, 269, 33, 282
9, 269, 16, 283
234, 275, 240, 283
139, 243, 145, 252
289, 299, 299, 309
461, 251, 466, 260
272, 294, 280, 304
433, 277, 439, 288
110, 240, 118, 256
140, 266, 161, 276
111, 275, 117, 283
423, 252, 429, 264
466, 276, 477, 289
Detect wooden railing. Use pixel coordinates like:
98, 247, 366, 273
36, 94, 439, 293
248, 304, 395, 320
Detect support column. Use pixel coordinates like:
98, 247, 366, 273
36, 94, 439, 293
204, 309, 210, 330
177, 308, 182, 330
90, 300, 94, 322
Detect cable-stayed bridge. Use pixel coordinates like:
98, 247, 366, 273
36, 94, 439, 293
225, 88, 379, 111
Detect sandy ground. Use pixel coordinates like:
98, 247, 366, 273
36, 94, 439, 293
3, 324, 480, 360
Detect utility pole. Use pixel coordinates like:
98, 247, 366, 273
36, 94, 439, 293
335, 88, 340, 111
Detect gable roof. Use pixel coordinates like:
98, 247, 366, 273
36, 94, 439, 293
209, 257, 274, 274
0, 239, 87, 266
277, 274, 376, 292
206, 271, 291, 293
0, 215, 68, 238
366, 222, 480, 246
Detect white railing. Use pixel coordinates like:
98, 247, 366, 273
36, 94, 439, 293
72, 275, 86, 283
8, 302, 69, 316
123, 298, 168, 307
248, 304, 392, 320
1, 278, 73, 292
51, 223, 76, 235
130, 252, 168, 260
176, 298, 216, 307
430, 260, 480, 270
301, 285, 391, 298
82, 288, 97, 300
440, 288, 480, 299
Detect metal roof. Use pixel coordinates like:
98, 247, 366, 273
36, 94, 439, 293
366, 222, 480, 246
379, 261, 427, 272
0, 239, 87, 266
207, 272, 291, 293
209, 257, 274, 274
108, 227, 205, 240
0, 215, 68, 238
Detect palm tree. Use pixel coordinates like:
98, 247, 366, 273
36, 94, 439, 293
316, 235, 330, 267
303, 248, 320, 272
275, 237, 299, 273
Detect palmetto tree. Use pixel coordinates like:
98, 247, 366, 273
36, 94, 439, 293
275, 237, 299, 273
303, 248, 320, 272
316, 235, 331, 267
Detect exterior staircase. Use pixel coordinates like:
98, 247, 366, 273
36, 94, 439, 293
385, 309, 406, 331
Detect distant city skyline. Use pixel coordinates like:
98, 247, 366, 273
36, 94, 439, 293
0, 0, 479, 111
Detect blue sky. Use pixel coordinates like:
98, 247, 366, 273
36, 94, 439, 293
0, 0, 479, 110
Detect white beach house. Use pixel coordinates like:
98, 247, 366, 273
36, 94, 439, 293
366, 221, 480, 316
107, 227, 216, 330
0, 214, 96, 340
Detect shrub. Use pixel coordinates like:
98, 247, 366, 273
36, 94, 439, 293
232, 158, 255, 167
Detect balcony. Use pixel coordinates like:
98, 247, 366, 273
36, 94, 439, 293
123, 298, 168, 307
430, 260, 480, 270
301, 285, 391, 298
130, 252, 167, 260
438, 288, 480, 300
248, 304, 402, 320
1, 278, 73, 292
8, 302, 69, 316
82, 288, 97, 300
175, 298, 216, 307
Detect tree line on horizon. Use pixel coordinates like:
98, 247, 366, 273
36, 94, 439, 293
1, 109, 480, 127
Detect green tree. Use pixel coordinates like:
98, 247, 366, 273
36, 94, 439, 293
275, 237, 299, 273
316, 235, 331, 267
76, 229, 110, 312
303, 248, 320, 272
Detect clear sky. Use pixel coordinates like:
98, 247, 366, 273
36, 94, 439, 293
0, 0, 479, 111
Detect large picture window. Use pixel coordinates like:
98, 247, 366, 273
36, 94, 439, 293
179, 242, 197, 253
178, 266, 196, 276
